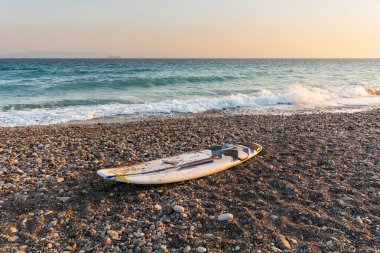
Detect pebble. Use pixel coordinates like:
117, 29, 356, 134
19, 245, 28, 251
107, 230, 119, 239
196, 246, 207, 253
65, 245, 75, 251
326, 240, 334, 248
184, 246, 191, 253
327, 159, 335, 165
7, 226, 18, 234
48, 220, 57, 228
7, 235, 19, 242
218, 213, 233, 221
285, 183, 295, 191
276, 234, 291, 250
173, 205, 185, 213
270, 215, 279, 220
138, 239, 146, 247
354, 216, 364, 225
103, 236, 111, 246
56, 177, 65, 183
271, 246, 283, 252
58, 197, 70, 203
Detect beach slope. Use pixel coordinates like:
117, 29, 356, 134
0, 109, 379, 252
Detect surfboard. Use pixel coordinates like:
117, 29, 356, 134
97, 143, 262, 184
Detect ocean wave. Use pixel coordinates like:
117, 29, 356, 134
43, 75, 239, 91
365, 86, 380, 96
1, 99, 131, 111
269, 85, 380, 104
1, 85, 379, 127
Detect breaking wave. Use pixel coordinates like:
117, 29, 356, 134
1, 85, 379, 127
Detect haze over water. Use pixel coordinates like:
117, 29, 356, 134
0, 59, 380, 127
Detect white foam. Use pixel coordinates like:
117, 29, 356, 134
1, 85, 379, 127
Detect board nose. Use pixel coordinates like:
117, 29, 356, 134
251, 143, 263, 153
237, 143, 263, 153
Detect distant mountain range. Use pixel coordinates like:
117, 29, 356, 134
0, 51, 112, 58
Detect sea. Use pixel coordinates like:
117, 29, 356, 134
1, 59, 380, 127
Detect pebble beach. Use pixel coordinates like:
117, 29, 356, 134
1, 109, 379, 252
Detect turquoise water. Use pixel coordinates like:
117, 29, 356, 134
1, 59, 380, 126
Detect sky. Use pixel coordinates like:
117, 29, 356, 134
1, 0, 380, 58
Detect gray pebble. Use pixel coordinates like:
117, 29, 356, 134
173, 205, 185, 213
196, 246, 207, 253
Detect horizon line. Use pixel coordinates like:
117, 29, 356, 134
1, 57, 380, 60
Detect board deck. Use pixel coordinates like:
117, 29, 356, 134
97, 143, 262, 184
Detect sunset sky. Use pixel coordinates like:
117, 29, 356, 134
1, 0, 380, 58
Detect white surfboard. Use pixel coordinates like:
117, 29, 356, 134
97, 143, 262, 184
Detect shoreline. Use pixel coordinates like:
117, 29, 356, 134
2, 103, 379, 129
0, 109, 379, 252
65, 103, 378, 126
